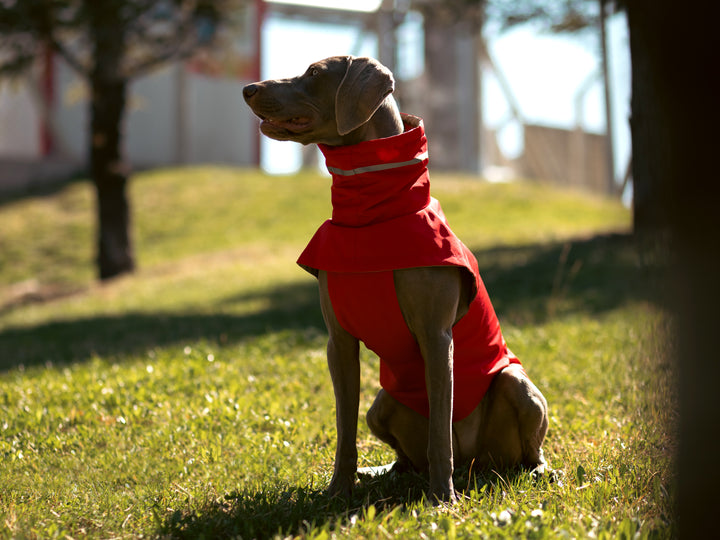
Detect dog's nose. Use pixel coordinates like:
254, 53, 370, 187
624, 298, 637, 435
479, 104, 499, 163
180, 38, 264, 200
243, 84, 259, 100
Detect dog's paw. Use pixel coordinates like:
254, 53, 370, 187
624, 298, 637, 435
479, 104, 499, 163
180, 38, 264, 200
428, 482, 458, 506
326, 473, 355, 500
530, 462, 546, 478
530, 464, 559, 484
527, 449, 557, 482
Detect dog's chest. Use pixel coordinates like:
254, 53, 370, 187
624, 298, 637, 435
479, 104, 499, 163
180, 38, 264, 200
327, 271, 419, 361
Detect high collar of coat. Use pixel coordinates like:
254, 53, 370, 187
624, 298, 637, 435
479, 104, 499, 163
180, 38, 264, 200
318, 114, 431, 228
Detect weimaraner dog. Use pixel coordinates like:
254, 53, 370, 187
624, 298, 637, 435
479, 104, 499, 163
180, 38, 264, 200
243, 56, 548, 504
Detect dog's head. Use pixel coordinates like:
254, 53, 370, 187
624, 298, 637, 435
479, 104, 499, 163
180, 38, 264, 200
243, 55, 396, 146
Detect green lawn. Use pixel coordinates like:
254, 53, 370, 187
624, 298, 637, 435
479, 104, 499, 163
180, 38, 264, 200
0, 168, 674, 538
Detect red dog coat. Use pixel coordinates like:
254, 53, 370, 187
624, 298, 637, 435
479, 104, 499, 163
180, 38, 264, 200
298, 114, 520, 422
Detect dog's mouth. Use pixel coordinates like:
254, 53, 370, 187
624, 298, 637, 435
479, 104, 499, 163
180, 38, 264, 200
258, 115, 313, 134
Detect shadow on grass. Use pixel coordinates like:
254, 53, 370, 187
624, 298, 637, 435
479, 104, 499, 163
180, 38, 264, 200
0, 280, 324, 371
159, 474, 423, 538
474, 232, 665, 326
0, 232, 664, 371
158, 465, 533, 538
0, 172, 87, 207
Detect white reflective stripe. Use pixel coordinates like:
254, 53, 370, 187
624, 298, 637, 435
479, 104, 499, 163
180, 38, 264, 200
327, 151, 429, 177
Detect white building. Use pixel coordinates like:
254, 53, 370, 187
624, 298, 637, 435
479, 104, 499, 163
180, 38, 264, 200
0, 1, 264, 192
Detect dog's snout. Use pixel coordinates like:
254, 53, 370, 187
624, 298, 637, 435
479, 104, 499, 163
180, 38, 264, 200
243, 84, 259, 101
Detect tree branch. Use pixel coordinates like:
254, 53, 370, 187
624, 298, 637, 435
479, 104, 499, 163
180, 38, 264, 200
124, 36, 201, 78
48, 35, 89, 76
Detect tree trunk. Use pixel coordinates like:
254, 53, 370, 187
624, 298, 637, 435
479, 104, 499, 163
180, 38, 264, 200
626, 1, 672, 234
90, 74, 134, 280
88, 5, 134, 281
407, 13, 480, 172
627, 1, 719, 537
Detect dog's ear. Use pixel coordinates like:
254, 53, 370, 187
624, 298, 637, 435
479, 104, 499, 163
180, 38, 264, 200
335, 56, 395, 136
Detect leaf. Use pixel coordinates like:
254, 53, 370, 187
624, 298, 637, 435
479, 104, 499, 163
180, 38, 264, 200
576, 464, 586, 486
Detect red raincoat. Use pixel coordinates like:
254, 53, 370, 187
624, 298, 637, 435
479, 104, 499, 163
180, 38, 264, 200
298, 114, 519, 421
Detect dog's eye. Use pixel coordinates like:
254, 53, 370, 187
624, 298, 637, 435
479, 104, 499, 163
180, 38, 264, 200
311, 68, 319, 76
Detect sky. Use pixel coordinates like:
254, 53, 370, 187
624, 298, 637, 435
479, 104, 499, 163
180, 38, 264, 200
260, 0, 631, 188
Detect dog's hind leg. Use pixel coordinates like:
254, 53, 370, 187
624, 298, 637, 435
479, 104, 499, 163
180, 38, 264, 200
473, 364, 548, 472
367, 388, 430, 472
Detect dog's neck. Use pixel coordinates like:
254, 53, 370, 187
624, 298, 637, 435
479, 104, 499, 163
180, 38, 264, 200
318, 114, 429, 227
336, 97, 404, 146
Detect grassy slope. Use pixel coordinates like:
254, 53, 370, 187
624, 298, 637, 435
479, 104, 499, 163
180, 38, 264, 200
0, 168, 674, 538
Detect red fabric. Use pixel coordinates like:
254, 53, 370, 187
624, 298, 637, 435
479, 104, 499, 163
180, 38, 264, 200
297, 115, 519, 421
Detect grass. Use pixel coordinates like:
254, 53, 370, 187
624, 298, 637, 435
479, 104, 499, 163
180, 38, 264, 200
0, 167, 675, 538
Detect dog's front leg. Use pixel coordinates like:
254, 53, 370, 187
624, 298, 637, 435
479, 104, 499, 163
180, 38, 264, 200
395, 267, 466, 504
318, 271, 361, 499
326, 328, 360, 499
420, 328, 457, 503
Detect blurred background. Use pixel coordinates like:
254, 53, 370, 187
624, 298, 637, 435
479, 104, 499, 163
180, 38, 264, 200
0, 3, 710, 535
0, 0, 630, 201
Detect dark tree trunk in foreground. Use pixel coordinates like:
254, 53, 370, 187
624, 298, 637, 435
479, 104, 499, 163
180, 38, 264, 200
626, 4, 672, 234
627, 1, 719, 537
88, 4, 134, 280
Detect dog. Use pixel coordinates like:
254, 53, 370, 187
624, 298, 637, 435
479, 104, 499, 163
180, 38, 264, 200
243, 56, 548, 504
